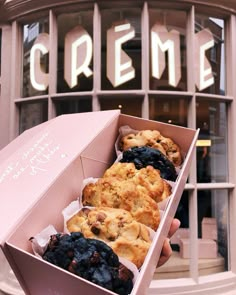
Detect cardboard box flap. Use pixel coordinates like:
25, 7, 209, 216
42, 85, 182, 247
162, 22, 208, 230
0, 110, 120, 246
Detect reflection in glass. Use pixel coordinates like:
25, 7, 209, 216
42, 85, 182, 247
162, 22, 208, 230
149, 9, 187, 91
197, 189, 229, 274
100, 96, 143, 117
23, 18, 49, 97
195, 15, 225, 95
149, 96, 188, 127
101, 9, 141, 90
57, 11, 94, 93
19, 101, 48, 133
55, 98, 92, 115
196, 98, 227, 182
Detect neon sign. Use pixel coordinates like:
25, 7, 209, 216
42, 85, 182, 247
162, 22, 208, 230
30, 20, 215, 91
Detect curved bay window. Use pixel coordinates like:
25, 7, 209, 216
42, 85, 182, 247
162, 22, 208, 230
1, 1, 236, 294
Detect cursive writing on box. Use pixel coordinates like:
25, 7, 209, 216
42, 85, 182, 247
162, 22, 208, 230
0, 132, 61, 184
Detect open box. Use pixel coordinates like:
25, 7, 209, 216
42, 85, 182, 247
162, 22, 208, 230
0, 110, 199, 295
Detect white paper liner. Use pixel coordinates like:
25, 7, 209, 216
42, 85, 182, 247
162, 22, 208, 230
31, 224, 57, 258
30, 225, 139, 285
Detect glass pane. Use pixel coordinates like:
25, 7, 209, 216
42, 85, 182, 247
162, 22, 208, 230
55, 97, 92, 115
154, 191, 190, 279
196, 98, 228, 182
19, 101, 48, 133
99, 96, 143, 117
57, 11, 94, 93
195, 15, 225, 95
197, 189, 229, 274
23, 18, 49, 97
149, 96, 188, 127
101, 8, 141, 90
149, 9, 187, 91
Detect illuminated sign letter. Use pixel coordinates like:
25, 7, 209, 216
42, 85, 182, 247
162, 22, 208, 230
64, 25, 93, 88
195, 29, 214, 91
151, 24, 181, 87
107, 21, 135, 87
30, 33, 49, 91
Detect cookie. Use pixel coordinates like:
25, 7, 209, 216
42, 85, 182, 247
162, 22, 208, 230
42, 232, 134, 294
82, 163, 167, 230
67, 207, 152, 268
120, 130, 182, 166
120, 146, 177, 181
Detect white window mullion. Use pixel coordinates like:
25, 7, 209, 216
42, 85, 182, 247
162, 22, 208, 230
9, 21, 21, 141
48, 9, 57, 119
187, 5, 199, 281
93, 3, 101, 112
0, 25, 12, 149
226, 14, 236, 274
141, 1, 149, 119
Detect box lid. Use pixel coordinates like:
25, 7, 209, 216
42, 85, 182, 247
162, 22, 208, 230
0, 110, 120, 247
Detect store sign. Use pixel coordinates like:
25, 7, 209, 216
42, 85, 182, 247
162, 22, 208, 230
30, 20, 215, 91
151, 24, 181, 87
64, 25, 93, 88
30, 33, 49, 91
107, 22, 135, 87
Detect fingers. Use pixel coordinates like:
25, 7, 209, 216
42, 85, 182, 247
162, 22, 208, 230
157, 218, 181, 268
168, 218, 181, 238
157, 238, 172, 267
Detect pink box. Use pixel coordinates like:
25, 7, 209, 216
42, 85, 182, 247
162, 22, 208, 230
180, 238, 218, 259
202, 217, 217, 240
0, 110, 199, 295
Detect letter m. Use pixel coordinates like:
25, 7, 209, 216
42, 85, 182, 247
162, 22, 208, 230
151, 24, 181, 87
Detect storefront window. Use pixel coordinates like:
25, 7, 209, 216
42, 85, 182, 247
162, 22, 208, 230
196, 98, 228, 183
22, 18, 49, 97
197, 189, 229, 274
195, 15, 225, 95
149, 96, 188, 127
149, 9, 187, 91
19, 101, 48, 133
55, 97, 92, 115
99, 96, 143, 117
57, 11, 94, 93
101, 8, 142, 90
